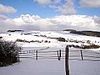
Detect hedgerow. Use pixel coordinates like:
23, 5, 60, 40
0, 40, 21, 67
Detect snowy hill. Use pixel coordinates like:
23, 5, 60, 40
1, 31, 100, 75
0, 30, 100, 50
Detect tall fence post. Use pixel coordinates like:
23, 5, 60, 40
57, 51, 59, 60
65, 46, 70, 75
59, 50, 61, 60
36, 50, 38, 60
80, 50, 83, 60
57, 50, 61, 61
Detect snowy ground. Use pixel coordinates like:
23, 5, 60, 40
1, 31, 100, 48
70, 60, 100, 75
0, 31, 100, 75
0, 47, 100, 75
0, 56, 100, 75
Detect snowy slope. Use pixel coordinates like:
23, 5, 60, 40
0, 31, 100, 49
0, 31, 100, 75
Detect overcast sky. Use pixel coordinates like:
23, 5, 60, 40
0, 0, 100, 32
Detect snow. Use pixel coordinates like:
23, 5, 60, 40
70, 60, 100, 75
0, 47, 100, 75
0, 31, 100, 75
1, 31, 100, 48
0, 59, 65, 75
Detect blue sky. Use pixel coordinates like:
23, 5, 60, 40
0, 0, 60, 18
0, 0, 100, 31
0, 0, 100, 18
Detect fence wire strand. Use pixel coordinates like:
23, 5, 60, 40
19, 49, 100, 61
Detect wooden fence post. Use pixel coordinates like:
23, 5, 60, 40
65, 46, 70, 75
36, 50, 38, 60
57, 51, 59, 60
80, 50, 83, 60
59, 50, 61, 58
57, 50, 62, 61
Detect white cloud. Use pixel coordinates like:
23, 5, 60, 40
53, 0, 61, 4
34, 0, 52, 5
0, 14, 100, 31
58, 0, 76, 15
34, 0, 76, 15
0, 4, 16, 14
0, 15, 8, 20
34, 0, 61, 5
80, 0, 100, 8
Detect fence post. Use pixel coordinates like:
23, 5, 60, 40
59, 50, 61, 58
65, 46, 70, 75
57, 50, 61, 61
80, 50, 83, 60
36, 50, 38, 60
57, 51, 59, 60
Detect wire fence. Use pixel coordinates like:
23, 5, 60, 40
19, 48, 100, 61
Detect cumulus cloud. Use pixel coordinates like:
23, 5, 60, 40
34, 0, 61, 5
0, 14, 100, 31
0, 4, 16, 14
58, 0, 76, 15
0, 15, 8, 20
80, 0, 100, 8
34, 0, 76, 15
34, 0, 52, 5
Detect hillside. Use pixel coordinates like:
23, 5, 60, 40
0, 31, 100, 49
70, 31, 100, 37
63, 29, 100, 37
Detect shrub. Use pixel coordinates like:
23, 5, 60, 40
0, 36, 2, 39
81, 44, 100, 49
86, 40, 91, 44
57, 37, 66, 42
68, 44, 100, 49
0, 40, 21, 67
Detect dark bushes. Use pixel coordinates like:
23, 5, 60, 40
67, 44, 100, 49
81, 44, 100, 49
16, 39, 30, 43
57, 37, 66, 42
0, 40, 21, 67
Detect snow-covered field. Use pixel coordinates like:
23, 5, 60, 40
0, 31, 100, 75
0, 47, 100, 75
1, 31, 100, 48
1, 59, 100, 75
